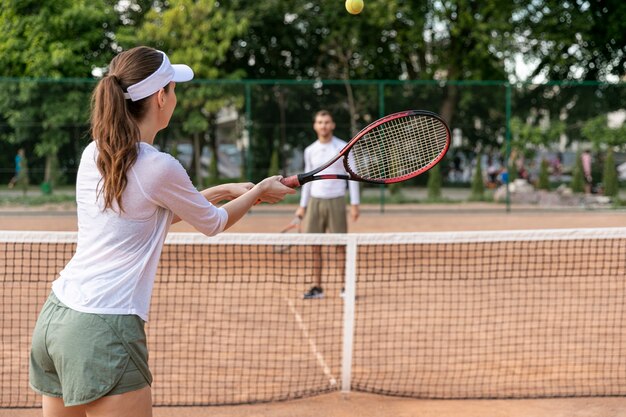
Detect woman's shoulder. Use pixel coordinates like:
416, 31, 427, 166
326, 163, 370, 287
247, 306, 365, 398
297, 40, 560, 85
135, 143, 187, 179
138, 143, 180, 166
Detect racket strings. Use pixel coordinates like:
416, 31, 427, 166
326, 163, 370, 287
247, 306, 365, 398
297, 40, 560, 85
347, 115, 449, 181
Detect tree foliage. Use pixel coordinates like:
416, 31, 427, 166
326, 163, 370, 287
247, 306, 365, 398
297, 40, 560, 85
538, 159, 550, 190
581, 115, 626, 149
515, 0, 626, 82
0, 0, 115, 77
0, 0, 625, 187
0, 0, 116, 186
602, 148, 618, 198
427, 164, 442, 200
510, 115, 565, 158
130, 0, 248, 184
470, 155, 485, 201
570, 150, 585, 193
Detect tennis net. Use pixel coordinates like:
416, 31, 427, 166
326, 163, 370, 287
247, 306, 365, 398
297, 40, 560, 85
1, 228, 626, 407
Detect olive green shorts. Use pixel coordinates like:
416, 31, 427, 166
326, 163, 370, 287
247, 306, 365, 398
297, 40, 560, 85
29, 292, 152, 406
303, 196, 347, 233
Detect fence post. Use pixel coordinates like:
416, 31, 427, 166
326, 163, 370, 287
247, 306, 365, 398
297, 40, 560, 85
378, 81, 386, 213
245, 82, 252, 181
505, 82, 512, 213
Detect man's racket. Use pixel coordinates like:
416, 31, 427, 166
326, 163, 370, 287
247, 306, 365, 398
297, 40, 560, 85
274, 215, 302, 253
281, 110, 450, 187
280, 215, 302, 233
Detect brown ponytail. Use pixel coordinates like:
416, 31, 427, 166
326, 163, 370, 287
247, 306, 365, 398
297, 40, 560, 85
90, 46, 165, 212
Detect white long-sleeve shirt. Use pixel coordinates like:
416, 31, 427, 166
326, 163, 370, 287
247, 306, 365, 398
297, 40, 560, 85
52, 141, 228, 321
299, 136, 360, 207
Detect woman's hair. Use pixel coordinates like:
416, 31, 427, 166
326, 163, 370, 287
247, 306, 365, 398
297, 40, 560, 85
90, 46, 168, 212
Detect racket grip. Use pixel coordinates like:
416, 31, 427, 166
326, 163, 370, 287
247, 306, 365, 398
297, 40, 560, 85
280, 175, 301, 188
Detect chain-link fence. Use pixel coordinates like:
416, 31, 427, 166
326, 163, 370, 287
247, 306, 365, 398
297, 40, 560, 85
1, 78, 624, 209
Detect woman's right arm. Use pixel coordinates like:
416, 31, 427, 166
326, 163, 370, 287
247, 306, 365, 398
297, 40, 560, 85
143, 155, 293, 236
171, 182, 254, 224
221, 176, 295, 230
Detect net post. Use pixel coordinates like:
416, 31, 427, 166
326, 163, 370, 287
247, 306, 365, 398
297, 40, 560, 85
341, 236, 358, 393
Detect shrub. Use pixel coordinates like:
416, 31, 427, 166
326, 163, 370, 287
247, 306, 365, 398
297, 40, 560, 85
570, 151, 585, 193
470, 156, 485, 201
537, 159, 550, 190
427, 164, 442, 200
603, 148, 618, 197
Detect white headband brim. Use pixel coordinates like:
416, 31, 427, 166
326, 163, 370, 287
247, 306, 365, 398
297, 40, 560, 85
123, 51, 194, 101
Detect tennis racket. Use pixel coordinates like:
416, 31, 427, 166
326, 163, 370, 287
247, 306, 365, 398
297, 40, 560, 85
281, 110, 450, 187
279, 215, 302, 234
274, 215, 302, 253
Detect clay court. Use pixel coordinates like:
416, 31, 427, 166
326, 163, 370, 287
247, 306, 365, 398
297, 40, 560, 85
2, 204, 626, 417
1, 202, 626, 233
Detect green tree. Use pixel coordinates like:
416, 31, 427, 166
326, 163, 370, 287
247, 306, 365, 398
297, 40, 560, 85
517, 1, 626, 81
570, 151, 585, 193
538, 159, 550, 191
267, 145, 280, 177
470, 155, 485, 201
581, 115, 625, 199
427, 164, 442, 200
225, 0, 521, 178
582, 115, 626, 149
512, 1, 626, 157
0, 0, 116, 189
228, 1, 517, 83
133, 0, 248, 185
510, 116, 565, 158
17, 152, 29, 196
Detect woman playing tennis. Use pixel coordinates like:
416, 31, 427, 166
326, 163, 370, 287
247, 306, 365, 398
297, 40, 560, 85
29, 46, 294, 417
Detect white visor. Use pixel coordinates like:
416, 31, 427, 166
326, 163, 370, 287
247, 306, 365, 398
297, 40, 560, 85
123, 51, 194, 101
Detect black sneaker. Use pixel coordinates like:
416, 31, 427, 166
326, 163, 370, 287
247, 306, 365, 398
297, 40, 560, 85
303, 286, 324, 299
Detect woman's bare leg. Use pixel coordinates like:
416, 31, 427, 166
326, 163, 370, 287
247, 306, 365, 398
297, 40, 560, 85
42, 396, 86, 417
85, 386, 152, 417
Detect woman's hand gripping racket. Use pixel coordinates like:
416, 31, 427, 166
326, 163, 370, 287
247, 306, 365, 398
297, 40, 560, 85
281, 110, 450, 187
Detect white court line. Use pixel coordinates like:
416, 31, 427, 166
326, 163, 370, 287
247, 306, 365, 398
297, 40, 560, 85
286, 298, 338, 388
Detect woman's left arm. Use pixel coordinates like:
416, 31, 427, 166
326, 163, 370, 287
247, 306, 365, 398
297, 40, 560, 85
171, 182, 254, 224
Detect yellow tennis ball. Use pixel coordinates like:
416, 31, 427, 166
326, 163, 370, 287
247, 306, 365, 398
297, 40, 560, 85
345, 0, 364, 15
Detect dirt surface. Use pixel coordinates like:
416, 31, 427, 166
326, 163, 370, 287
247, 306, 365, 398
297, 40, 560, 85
2, 203, 626, 417
1, 203, 625, 233
1, 393, 626, 417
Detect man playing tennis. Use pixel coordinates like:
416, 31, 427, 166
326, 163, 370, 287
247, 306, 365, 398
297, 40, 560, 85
296, 110, 360, 299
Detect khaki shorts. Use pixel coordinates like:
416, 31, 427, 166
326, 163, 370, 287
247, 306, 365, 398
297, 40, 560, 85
303, 196, 348, 233
29, 292, 152, 406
